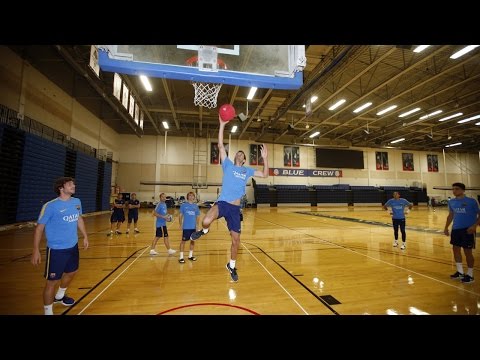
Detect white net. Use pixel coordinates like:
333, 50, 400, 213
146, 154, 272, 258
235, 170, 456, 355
192, 81, 223, 109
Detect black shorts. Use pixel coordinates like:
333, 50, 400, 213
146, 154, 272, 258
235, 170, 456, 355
182, 229, 196, 241
128, 212, 138, 222
450, 228, 475, 249
111, 211, 125, 223
44, 244, 79, 280
155, 226, 168, 238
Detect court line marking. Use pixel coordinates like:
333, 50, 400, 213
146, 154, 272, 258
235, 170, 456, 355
259, 216, 480, 296
76, 246, 150, 315
158, 302, 259, 315
294, 211, 479, 262
244, 242, 339, 315
219, 221, 309, 314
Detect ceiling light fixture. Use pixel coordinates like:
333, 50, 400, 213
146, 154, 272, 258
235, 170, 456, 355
457, 114, 480, 124
398, 108, 421, 117
376, 105, 398, 116
328, 99, 346, 111
353, 102, 372, 113
413, 45, 430, 53
247, 87, 258, 100
450, 45, 479, 59
140, 75, 153, 92
419, 110, 442, 120
438, 112, 463, 122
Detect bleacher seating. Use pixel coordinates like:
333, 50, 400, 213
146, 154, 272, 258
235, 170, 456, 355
253, 182, 428, 207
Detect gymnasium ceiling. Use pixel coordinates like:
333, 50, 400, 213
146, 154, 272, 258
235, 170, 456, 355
9, 45, 480, 152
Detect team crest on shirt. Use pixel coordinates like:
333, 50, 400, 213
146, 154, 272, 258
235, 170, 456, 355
49, 273, 56, 278
76, 205, 81, 210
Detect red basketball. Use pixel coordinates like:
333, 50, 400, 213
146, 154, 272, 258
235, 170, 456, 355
219, 104, 236, 122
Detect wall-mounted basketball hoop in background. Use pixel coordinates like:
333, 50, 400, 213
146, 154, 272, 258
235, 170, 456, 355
185, 46, 227, 109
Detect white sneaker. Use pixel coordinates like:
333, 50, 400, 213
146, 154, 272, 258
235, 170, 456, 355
150, 249, 159, 255
400, 243, 406, 250
168, 249, 177, 255
393, 241, 398, 247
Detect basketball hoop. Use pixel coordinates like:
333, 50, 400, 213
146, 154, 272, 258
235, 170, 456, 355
186, 53, 227, 109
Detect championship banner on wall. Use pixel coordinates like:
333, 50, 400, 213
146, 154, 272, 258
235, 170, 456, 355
269, 168, 342, 177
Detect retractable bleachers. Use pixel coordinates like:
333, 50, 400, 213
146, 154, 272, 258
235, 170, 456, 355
16, 133, 66, 222
0, 105, 114, 224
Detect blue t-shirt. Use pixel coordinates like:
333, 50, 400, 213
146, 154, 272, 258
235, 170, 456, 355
180, 202, 200, 230
155, 202, 167, 227
448, 196, 480, 230
218, 157, 256, 202
384, 198, 412, 219
128, 199, 140, 214
37, 197, 82, 249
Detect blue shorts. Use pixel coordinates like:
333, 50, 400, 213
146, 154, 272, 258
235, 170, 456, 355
156, 226, 168, 238
450, 228, 475, 249
111, 210, 125, 223
128, 212, 138, 223
182, 229, 196, 241
44, 244, 79, 280
217, 201, 241, 233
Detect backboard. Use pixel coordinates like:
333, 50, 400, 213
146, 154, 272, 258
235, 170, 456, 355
97, 45, 305, 89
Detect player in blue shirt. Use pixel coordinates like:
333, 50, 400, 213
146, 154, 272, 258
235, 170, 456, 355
383, 192, 413, 250
178, 191, 201, 263
150, 193, 176, 256
31, 177, 89, 315
126, 192, 141, 234
444, 182, 480, 283
189, 114, 269, 282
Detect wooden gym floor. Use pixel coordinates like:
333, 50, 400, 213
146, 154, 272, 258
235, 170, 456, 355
0, 206, 478, 315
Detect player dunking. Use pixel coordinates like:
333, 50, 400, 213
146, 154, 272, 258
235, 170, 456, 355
189, 114, 269, 282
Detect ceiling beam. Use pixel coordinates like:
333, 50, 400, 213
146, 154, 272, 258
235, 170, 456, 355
298, 46, 452, 140
161, 78, 180, 130
55, 45, 143, 137
122, 75, 161, 134
258, 45, 359, 141
275, 46, 396, 141
361, 90, 480, 145
239, 88, 272, 139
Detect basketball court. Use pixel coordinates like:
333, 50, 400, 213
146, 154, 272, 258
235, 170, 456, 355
1, 45, 479, 316
1, 206, 478, 315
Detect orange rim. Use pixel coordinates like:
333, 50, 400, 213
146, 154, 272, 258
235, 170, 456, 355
185, 56, 227, 70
